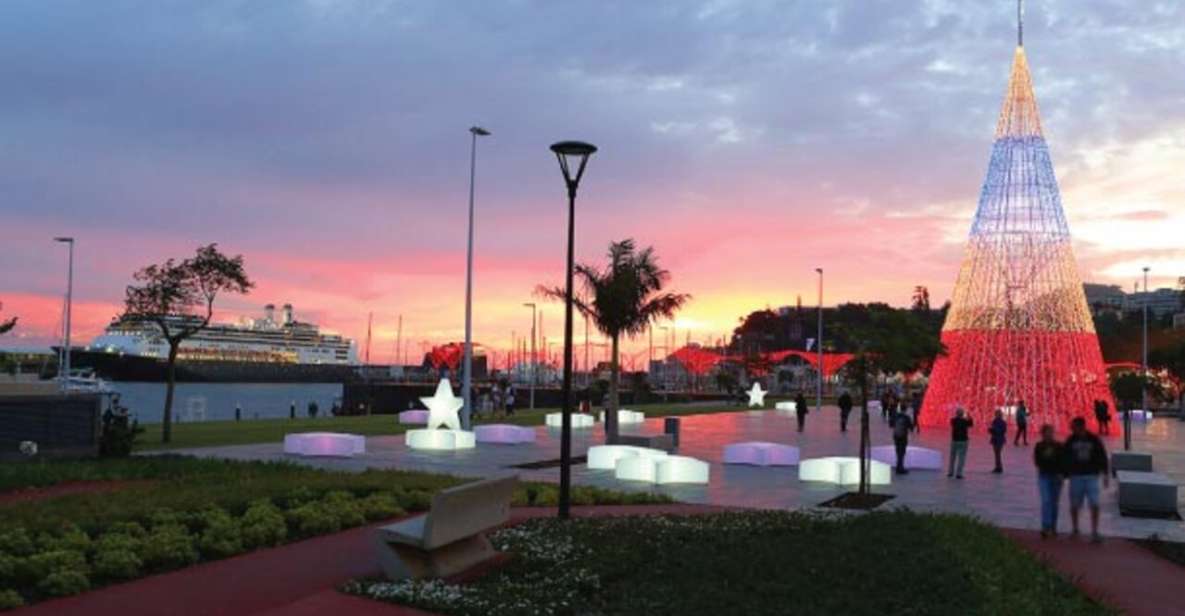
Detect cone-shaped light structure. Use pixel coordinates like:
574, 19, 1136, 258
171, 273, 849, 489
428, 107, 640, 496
920, 11, 1114, 432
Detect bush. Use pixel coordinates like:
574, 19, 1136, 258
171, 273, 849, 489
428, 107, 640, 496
400, 490, 433, 512
358, 492, 405, 521
36, 524, 91, 555
0, 530, 34, 557
283, 486, 318, 508
286, 503, 340, 538
99, 410, 142, 458
93, 532, 142, 558
148, 509, 182, 530
0, 555, 17, 588
92, 549, 142, 582
37, 569, 90, 598
140, 526, 198, 572
323, 491, 365, 528
106, 522, 147, 539
19, 550, 87, 587
240, 501, 287, 550
0, 589, 24, 610
197, 509, 243, 559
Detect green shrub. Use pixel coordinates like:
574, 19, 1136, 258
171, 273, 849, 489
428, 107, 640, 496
400, 489, 432, 512
94, 531, 142, 556
19, 550, 87, 586
141, 526, 198, 572
286, 503, 340, 538
0, 589, 24, 610
0, 555, 17, 588
36, 524, 91, 555
37, 569, 90, 598
92, 549, 142, 582
283, 486, 317, 507
240, 501, 287, 550
106, 522, 147, 539
323, 491, 365, 528
197, 509, 243, 559
0, 530, 34, 557
148, 509, 182, 530
358, 492, 405, 521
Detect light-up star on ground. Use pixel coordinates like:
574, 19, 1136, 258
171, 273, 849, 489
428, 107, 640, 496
747, 382, 767, 407
420, 378, 464, 431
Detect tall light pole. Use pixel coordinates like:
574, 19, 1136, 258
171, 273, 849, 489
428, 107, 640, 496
461, 126, 491, 429
816, 267, 823, 411
54, 237, 75, 392
523, 302, 536, 409
550, 140, 596, 520
1142, 266, 1150, 413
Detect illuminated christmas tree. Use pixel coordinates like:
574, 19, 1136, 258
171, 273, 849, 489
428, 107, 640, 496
920, 3, 1114, 431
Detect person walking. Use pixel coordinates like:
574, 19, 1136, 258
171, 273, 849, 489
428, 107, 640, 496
911, 394, 923, 433
505, 388, 516, 416
1064, 416, 1109, 543
1093, 399, 1111, 435
892, 406, 914, 474
837, 391, 853, 432
880, 391, 892, 422
989, 409, 1007, 473
948, 407, 973, 479
1013, 400, 1029, 446
794, 391, 809, 432
1033, 424, 1065, 538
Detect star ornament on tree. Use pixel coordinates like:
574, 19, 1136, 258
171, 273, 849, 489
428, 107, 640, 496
747, 382, 767, 407
420, 378, 464, 431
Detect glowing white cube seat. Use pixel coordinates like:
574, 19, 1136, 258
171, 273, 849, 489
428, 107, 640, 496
398, 410, 429, 425
405, 429, 477, 450
598, 409, 646, 424
655, 456, 710, 484
1128, 409, 1153, 422
798, 456, 891, 486
870, 445, 942, 470
723, 441, 800, 466
586, 444, 668, 470
474, 424, 536, 444
614, 456, 659, 482
774, 401, 798, 413
867, 401, 882, 413
545, 412, 596, 428
283, 432, 365, 457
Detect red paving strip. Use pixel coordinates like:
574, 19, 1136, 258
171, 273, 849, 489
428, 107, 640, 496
0, 480, 156, 506
1005, 529, 1185, 616
13, 504, 724, 616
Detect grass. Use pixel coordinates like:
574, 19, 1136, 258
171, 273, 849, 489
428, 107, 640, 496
133, 401, 754, 451
347, 510, 1114, 616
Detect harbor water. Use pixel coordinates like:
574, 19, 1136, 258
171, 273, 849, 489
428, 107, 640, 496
110, 382, 344, 424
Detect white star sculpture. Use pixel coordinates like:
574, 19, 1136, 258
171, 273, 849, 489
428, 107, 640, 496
747, 382, 767, 407
420, 378, 464, 431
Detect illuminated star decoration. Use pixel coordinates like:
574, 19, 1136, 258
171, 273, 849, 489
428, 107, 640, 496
747, 382, 767, 407
420, 378, 464, 431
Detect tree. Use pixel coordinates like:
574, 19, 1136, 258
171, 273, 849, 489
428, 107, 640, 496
833, 304, 945, 496
0, 301, 15, 335
1110, 371, 1161, 451
911, 286, 931, 312
538, 239, 689, 440
123, 244, 252, 443
1149, 343, 1185, 415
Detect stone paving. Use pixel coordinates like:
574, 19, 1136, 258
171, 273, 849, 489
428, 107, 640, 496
172, 407, 1185, 541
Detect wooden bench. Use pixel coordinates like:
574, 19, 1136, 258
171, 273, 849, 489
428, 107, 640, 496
374, 475, 517, 580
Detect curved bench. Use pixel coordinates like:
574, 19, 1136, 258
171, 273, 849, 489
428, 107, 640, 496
799, 456, 891, 485
474, 424, 536, 444
283, 432, 366, 457
723, 441, 800, 466
405, 429, 477, 451
870, 445, 942, 470
586, 444, 668, 470
613, 454, 710, 485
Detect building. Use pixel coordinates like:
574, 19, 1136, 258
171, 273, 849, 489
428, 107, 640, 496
1123, 288, 1182, 318
1083, 283, 1125, 316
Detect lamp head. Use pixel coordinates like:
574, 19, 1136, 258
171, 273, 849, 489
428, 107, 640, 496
53, 237, 74, 243
470, 126, 491, 136
550, 141, 597, 191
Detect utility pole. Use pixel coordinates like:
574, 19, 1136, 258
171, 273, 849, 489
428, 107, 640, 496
524, 302, 537, 409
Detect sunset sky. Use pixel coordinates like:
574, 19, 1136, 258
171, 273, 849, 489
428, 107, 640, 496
2, 1, 1184, 364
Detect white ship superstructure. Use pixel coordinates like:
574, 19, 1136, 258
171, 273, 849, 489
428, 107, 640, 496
88, 304, 358, 365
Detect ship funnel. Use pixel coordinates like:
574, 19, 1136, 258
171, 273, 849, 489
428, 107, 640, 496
282, 304, 294, 325
264, 304, 276, 323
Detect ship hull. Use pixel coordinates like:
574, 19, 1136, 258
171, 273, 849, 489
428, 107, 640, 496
65, 349, 357, 383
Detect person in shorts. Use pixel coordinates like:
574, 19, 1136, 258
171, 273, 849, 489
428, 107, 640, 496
1064, 416, 1109, 543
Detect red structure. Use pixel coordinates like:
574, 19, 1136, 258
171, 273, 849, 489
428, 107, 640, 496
667, 346, 855, 379
920, 26, 1113, 431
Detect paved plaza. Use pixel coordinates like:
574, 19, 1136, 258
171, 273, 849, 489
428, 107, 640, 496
173, 407, 1185, 541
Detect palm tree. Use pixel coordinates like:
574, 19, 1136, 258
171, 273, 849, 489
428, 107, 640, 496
538, 239, 689, 440
0, 301, 15, 335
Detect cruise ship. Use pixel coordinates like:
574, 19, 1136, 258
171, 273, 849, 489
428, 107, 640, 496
69, 304, 360, 383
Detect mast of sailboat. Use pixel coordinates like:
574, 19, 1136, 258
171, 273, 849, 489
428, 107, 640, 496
1017, 0, 1023, 47
395, 314, 402, 367
365, 312, 373, 365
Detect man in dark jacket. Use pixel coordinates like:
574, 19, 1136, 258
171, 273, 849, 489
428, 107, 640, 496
948, 407, 973, 479
837, 391, 853, 432
794, 391, 809, 432
1064, 417, 1109, 543
1033, 424, 1065, 538
989, 410, 1008, 473
891, 409, 914, 474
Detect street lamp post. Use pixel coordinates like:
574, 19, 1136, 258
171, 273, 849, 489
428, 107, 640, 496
54, 237, 75, 392
816, 268, 823, 411
523, 302, 536, 409
549, 140, 596, 520
462, 126, 490, 430
1142, 266, 1150, 414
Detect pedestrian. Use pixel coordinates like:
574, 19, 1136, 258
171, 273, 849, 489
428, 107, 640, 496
989, 409, 1007, 473
234, 403, 241, 422
948, 407, 973, 479
911, 394, 923, 433
1033, 424, 1065, 538
1013, 400, 1029, 446
307, 401, 319, 418
880, 392, 892, 422
837, 391, 853, 432
1093, 399, 1111, 435
505, 388, 516, 416
1064, 416, 1109, 543
794, 391, 809, 432
289, 401, 296, 420
892, 405, 914, 474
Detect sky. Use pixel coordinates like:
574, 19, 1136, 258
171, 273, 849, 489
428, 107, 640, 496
2, 0, 1184, 365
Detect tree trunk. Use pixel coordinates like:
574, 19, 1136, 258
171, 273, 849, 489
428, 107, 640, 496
162, 343, 179, 443
606, 334, 620, 442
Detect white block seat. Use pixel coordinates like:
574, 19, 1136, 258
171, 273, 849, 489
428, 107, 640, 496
1128, 409, 1153, 422
405, 429, 477, 450
774, 401, 798, 413
870, 445, 942, 470
798, 456, 891, 486
545, 412, 596, 428
283, 432, 365, 457
375, 475, 517, 580
723, 441, 800, 466
398, 410, 430, 425
614, 456, 659, 482
473, 424, 536, 444
598, 409, 646, 424
655, 456, 710, 484
586, 444, 668, 470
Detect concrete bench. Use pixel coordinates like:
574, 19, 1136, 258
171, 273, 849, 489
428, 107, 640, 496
1112, 451, 1153, 475
615, 433, 675, 452
598, 409, 646, 424
723, 442, 800, 466
1117, 471, 1179, 515
799, 456, 892, 486
283, 432, 365, 457
545, 412, 595, 429
398, 410, 429, 425
473, 424, 535, 445
870, 445, 943, 470
586, 444, 668, 470
375, 475, 517, 580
